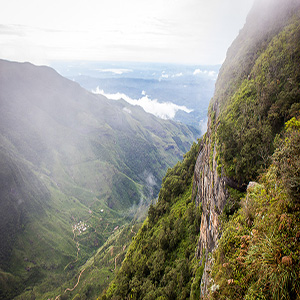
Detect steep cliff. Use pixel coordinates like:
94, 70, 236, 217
192, 119, 228, 297
194, 0, 300, 298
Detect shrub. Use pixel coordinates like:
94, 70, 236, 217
211, 118, 300, 300
273, 116, 300, 202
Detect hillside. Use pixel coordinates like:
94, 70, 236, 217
0, 60, 197, 299
209, 118, 300, 299
101, 140, 204, 300
101, 0, 300, 299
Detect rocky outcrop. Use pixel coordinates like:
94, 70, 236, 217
192, 120, 229, 297
193, 139, 228, 257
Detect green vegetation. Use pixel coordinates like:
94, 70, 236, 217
15, 222, 142, 300
0, 60, 197, 299
207, 5, 300, 298
2, 1, 300, 299
98, 3, 300, 300
101, 141, 204, 300
273, 117, 300, 202
217, 13, 300, 184
211, 118, 300, 299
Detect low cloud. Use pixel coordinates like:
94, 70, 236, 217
172, 72, 183, 77
123, 107, 132, 114
0, 24, 25, 37
94, 68, 133, 75
144, 171, 157, 187
199, 118, 208, 136
193, 69, 217, 78
92, 87, 193, 120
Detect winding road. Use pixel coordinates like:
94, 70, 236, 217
54, 268, 86, 300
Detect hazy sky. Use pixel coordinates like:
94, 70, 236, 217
0, 0, 254, 65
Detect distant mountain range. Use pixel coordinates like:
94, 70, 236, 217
0, 59, 197, 299
50, 61, 220, 133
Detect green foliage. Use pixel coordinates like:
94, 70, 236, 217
0, 270, 23, 300
101, 141, 202, 299
109, 173, 140, 209
209, 7, 300, 298
211, 121, 300, 299
0, 60, 198, 299
190, 253, 206, 300
217, 80, 273, 181
221, 187, 245, 221
273, 116, 300, 202
158, 141, 200, 203
216, 12, 300, 184
208, 107, 217, 171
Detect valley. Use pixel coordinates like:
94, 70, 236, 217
0, 59, 198, 299
1, 0, 300, 299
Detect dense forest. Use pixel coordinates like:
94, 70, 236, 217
215, 13, 300, 184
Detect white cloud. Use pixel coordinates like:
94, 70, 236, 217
171, 72, 183, 78
160, 71, 169, 79
193, 69, 204, 75
199, 118, 208, 136
145, 172, 156, 187
141, 90, 146, 96
193, 69, 217, 78
92, 87, 193, 120
95, 68, 133, 75
123, 107, 132, 114
208, 71, 217, 77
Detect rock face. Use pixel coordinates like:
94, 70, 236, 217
193, 125, 228, 258
192, 0, 300, 297
192, 121, 228, 297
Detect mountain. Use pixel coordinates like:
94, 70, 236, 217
101, 0, 300, 299
50, 61, 219, 132
0, 59, 198, 299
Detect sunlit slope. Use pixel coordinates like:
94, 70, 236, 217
0, 59, 197, 299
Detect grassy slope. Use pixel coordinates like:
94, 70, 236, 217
211, 0, 300, 186
0, 60, 197, 299
14, 221, 143, 300
211, 118, 300, 300
205, 0, 300, 298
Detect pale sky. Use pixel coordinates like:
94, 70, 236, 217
0, 0, 254, 65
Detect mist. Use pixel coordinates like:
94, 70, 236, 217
92, 87, 193, 120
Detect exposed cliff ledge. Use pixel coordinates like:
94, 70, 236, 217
193, 0, 300, 298
192, 123, 228, 297
193, 128, 227, 258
